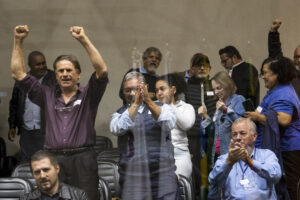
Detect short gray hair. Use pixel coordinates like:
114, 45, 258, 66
123, 71, 145, 85
142, 47, 162, 61
232, 118, 256, 135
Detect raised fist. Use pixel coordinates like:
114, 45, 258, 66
270, 19, 282, 32
14, 25, 29, 40
70, 26, 86, 41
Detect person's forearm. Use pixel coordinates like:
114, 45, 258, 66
110, 111, 132, 135
209, 157, 232, 186
11, 39, 26, 81
80, 35, 107, 79
256, 113, 266, 125
128, 103, 140, 121
245, 156, 254, 169
144, 98, 161, 121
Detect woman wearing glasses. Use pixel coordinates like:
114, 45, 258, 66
246, 56, 300, 200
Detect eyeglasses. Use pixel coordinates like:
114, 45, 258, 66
221, 58, 230, 65
192, 65, 210, 69
123, 87, 137, 94
259, 71, 274, 77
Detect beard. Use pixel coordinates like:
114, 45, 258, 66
147, 64, 157, 74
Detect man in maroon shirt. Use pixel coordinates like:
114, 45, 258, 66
11, 25, 108, 200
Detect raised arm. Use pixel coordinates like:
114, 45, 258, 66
268, 19, 283, 58
11, 25, 28, 81
70, 26, 108, 79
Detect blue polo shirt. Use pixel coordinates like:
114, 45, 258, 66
255, 84, 300, 151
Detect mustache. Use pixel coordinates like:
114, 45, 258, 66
39, 178, 49, 183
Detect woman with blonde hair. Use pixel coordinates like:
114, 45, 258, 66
199, 71, 245, 165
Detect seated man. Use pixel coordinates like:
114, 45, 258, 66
208, 118, 281, 199
21, 150, 88, 200
110, 72, 177, 200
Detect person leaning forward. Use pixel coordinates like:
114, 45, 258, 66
11, 25, 108, 200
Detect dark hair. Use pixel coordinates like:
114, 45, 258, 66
190, 53, 211, 68
157, 73, 187, 101
261, 56, 296, 84
53, 55, 81, 73
31, 150, 59, 168
28, 51, 45, 66
142, 47, 162, 61
219, 45, 242, 59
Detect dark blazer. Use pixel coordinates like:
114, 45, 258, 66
8, 69, 57, 134
231, 62, 260, 108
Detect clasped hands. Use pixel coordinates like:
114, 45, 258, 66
226, 140, 253, 168
133, 82, 151, 105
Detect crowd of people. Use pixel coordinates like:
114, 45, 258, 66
7, 19, 300, 200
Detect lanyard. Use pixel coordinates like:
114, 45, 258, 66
238, 148, 256, 179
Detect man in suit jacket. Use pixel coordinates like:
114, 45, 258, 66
219, 45, 260, 108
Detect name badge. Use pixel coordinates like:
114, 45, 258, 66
73, 100, 82, 106
207, 91, 214, 96
256, 106, 262, 113
240, 179, 249, 186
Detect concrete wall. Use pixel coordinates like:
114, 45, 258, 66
1, 0, 300, 155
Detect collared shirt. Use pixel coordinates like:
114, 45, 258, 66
22, 72, 46, 130
110, 102, 175, 135
17, 72, 108, 149
202, 94, 245, 165
139, 66, 158, 77
228, 61, 244, 77
184, 70, 190, 83
110, 102, 177, 199
209, 148, 281, 200
255, 84, 300, 151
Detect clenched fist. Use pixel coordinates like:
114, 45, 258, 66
270, 19, 282, 32
70, 26, 86, 42
14, 25, 29, 40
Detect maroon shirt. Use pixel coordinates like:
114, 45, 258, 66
17, 72, 108, 150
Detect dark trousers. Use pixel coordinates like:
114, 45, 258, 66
19, 128, 45, 161
187, 135, 202, 200
54, 149, 99, 200
282, 150, 300, 200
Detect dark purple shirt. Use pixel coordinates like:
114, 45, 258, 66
17, 72, 108, 149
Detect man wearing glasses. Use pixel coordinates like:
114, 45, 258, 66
219, 45, 260, 108
184, 53, 217, 199
10, 25, 108, 200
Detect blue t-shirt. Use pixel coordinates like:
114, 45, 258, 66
255, 84, 300, 151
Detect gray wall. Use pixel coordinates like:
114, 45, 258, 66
1, 0, 300, 156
